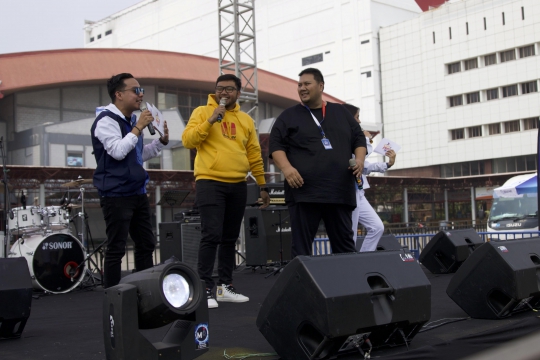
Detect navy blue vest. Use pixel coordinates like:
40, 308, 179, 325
91, 110, 147, 196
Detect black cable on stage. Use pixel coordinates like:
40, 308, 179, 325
418, 317, 470, 333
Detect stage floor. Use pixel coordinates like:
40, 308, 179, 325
2, 264, 540, 360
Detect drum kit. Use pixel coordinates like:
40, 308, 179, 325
6, 178, 104, 294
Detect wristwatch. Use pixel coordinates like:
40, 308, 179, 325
260, 187, 269, 193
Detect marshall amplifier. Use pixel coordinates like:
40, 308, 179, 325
244, 206, 292, 266
246, 183, 285, 206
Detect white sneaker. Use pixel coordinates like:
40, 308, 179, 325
216, 284, 249, 303
206, 289, 218, 308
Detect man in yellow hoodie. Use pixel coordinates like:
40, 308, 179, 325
182, 74, 270, 309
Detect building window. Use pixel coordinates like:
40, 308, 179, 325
449, 27, 452, 39
502, 12, 505, 25
484, 53, 497, 66
522, 7, 525, 20
67, 152, 83, 167
90, 37, 95, 42
448, 62, 460, 74
361, 40, 369, 44
504, 120, 520, 133
97, 34, 102, 39
302, 53, 323, 66
361, 71, 372, 78
468, 126, 482, 138
466, 92, 480, 104
433, 32, 435, 44
464, 58, 478, 70
157, 87, 207, 123
486, 88, 499, 100
147, 156, 161, 169
502, 85, 518, 98
493, 155, 537, 173
488, 123, 501, 135
449, 95, 463, 107
466, 22, 469, 35
441, 161, 485, 177
521, 81, 538, 94
523, 117, 539, 130
484, 17, 487, 30
451, 129, 464, 140
105, 30, 113, 36
500, 49, 516, 62
519, 45, 535, 58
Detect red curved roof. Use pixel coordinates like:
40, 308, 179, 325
0, 48, 342, 105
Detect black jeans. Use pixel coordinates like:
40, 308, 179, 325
288, 202, 356, 257
196, 180, 247, 290
100, 194, 156, 288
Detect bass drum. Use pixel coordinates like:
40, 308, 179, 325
9, 233, 86, 294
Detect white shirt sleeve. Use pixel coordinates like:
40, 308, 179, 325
142, 139, 164, 162
94, 116, 138, 161
363, 161, 388, 175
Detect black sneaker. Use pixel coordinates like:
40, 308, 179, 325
206, 288, 218, 308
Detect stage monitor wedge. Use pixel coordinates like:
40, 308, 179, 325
447, 238, 540, 319
0, 257, 32, 339
419, 228, 484, 274
257, 250, 431, 360
355, 234, 403, 252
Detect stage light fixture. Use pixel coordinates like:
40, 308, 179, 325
103, 261, 209, 360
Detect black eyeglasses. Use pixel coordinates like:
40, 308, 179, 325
119, 87, 145, 95
215, 86, 238, 93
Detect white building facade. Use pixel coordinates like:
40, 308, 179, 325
380, 0, 539, 176
83, 0, 421, 125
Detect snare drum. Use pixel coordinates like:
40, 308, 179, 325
8, 206, 42, 234
42, 206, 70, 231
9, 232, 86, 294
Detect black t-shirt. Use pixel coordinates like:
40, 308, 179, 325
269, 102, 366, 208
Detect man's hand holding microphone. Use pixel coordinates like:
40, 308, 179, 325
208, 98, 227, 125
132, 103, 155, 137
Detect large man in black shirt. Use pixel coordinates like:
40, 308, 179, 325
269, 68, 366, 256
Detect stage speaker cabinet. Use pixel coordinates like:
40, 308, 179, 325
256, 251, 431, 360
355, 234, 403, 252
0, 257, 32, 339
159, 222, 217, 276
447, 238, 540, 320
419, 228, 483, 274
244, 207, 292, 266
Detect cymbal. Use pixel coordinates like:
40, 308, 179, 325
61, 179, 93, 187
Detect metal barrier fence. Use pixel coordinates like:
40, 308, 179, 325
313, 231, 540, 257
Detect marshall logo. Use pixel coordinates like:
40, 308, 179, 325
400, 253, 416, 262
42, 241, 73, 250
269, 189, 285, 196
498, 246, 509, 253
276, 226, 291, 233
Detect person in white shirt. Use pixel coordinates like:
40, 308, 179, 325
343, 103, 396, 252
91, 73, 169, 288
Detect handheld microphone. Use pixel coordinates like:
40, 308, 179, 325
139, 103, 156, 135
349, 159, 363, 190
217, 98, 227, 123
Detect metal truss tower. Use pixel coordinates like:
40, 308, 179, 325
218, 0, 259, 128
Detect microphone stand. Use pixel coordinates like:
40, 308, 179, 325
0, 137, 10, 258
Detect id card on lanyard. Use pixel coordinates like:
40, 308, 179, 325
303, 102, 332, 150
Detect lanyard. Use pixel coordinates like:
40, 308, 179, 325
302, 102, 326, 139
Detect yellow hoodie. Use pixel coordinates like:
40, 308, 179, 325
182, 94, 266, 185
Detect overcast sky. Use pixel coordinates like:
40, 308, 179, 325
0, 0, 142, 55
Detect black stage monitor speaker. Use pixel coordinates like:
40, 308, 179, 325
244, 207, 292, 266
355, 234, 403, 252
447, 238, 540, 319
159, 222, 217, 276
419, 228, 484, 274
0, 257, 32, 339
257, 251, 431, 360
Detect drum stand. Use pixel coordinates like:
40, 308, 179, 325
69, 186, 105, 289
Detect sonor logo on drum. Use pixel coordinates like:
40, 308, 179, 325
42, 242, 73, 250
